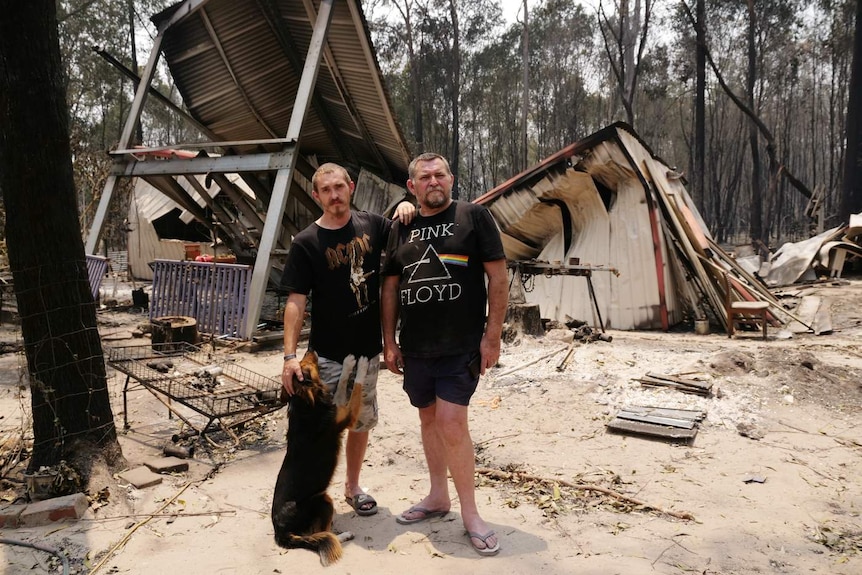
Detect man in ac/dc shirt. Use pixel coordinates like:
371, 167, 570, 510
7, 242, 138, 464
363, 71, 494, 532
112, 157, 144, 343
281, 163, 414, 517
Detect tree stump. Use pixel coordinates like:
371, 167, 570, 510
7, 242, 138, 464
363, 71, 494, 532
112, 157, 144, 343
505, 303, 543, 336
151, 316, 200, 351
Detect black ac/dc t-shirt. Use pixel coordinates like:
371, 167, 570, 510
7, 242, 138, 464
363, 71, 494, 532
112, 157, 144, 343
382, 201, 505, 357
281, 211, 391, 363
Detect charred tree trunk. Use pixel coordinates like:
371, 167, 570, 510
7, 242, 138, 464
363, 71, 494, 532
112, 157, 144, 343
0, 0, 123, 476
694, 0, 705, 202
681, 1, 813, 250
520, 0, 529, 173
840, 0, 862, 221
448, 0, 461, 199
406, 4, 423, 149
746, 0, 765, 252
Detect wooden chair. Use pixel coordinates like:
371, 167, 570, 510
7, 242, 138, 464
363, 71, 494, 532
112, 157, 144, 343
720, 271, 770, 339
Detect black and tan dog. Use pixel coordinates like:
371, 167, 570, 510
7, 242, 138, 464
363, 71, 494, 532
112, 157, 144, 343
271, 350, 362, 566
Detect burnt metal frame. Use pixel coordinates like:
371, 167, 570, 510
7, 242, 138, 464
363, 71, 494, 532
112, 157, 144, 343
511, 260, 621, 333
85, 0, 337, 339
108, 343, 284, 445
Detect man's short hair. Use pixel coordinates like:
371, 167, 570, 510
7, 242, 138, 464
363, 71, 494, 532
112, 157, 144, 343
312, 163, 352, 192
408, 153, 451, 180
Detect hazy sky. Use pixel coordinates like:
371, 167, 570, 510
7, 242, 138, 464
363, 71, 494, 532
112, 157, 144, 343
501, 0, 599, 25
501, 0, 522, 23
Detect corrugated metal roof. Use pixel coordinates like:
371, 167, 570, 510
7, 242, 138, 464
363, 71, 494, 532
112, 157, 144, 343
151, 0, 411, 182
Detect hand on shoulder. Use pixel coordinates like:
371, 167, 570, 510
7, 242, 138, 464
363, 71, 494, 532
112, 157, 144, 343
393, 200, 416, 225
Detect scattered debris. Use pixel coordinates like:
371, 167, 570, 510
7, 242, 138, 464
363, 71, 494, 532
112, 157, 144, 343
24, 460, 82, 501
809, 520, 862, 555
476, 465, 695, 521
88, 486, 111, 511
568, 324, 613, 343
737, 421, 767, 440
556, 325, 613, 371
145, 360, 173, 373
494, 345, 569, 378
163, 444, 195, 459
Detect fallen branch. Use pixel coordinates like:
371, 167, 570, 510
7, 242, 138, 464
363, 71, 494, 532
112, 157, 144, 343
476, 467, 695, 521
494, 346, 568, 378
474, 433, 522, 447
88, 481, 193, 574
82, 509, 237, 522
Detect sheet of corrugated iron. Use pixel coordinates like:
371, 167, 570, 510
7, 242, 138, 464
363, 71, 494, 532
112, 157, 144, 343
153, 0, 410, 181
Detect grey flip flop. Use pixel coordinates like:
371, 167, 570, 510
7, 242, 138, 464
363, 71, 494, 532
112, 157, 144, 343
395, 505, 449, 525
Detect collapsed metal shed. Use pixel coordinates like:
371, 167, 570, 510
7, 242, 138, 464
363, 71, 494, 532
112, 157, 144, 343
475, 122, 794, 333
127, 173, 257, 280
85, 0, 412, 338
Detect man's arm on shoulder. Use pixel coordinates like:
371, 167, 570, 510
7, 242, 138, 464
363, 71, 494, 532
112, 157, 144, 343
392, 200, 416, 225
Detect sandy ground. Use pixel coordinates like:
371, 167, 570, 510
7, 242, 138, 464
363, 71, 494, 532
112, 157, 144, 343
1, 278, 862, 574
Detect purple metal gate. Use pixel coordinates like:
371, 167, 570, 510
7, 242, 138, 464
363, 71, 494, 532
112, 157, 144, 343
86, 254, 108, 300
149, 259, 252, 339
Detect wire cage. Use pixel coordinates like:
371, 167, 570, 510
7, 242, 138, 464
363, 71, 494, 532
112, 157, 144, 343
106, 343, 284, 442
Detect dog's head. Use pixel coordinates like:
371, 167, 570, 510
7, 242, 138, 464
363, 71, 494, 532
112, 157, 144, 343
289, 350, 331, 408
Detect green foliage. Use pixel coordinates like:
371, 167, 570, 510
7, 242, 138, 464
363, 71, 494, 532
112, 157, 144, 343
58, 0, 174, 251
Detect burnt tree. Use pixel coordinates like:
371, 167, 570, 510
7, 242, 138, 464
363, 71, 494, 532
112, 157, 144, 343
0, 0, 123, 477
840, 0, 862, 221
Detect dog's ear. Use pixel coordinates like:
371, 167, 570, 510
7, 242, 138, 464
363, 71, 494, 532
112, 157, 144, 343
300, 350, 320, 381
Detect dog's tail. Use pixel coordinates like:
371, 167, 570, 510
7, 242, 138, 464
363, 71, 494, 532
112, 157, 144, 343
275, 531, 342, 566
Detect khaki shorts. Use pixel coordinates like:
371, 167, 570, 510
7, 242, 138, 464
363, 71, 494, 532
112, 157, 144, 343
318, 354, 379, 433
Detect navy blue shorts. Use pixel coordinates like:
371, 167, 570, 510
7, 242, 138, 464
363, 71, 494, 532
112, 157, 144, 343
403, 352, 480, 408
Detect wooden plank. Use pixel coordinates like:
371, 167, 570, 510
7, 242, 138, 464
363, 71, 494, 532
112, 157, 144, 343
606, 418, 698, 441
638, 382, 711, 395
638, 375, 712, 396
644, 372, 712, 390
641, 160, 724, 328
639, 383, 710, 396
619, 405, 706, 421
616, 411, 697, 429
